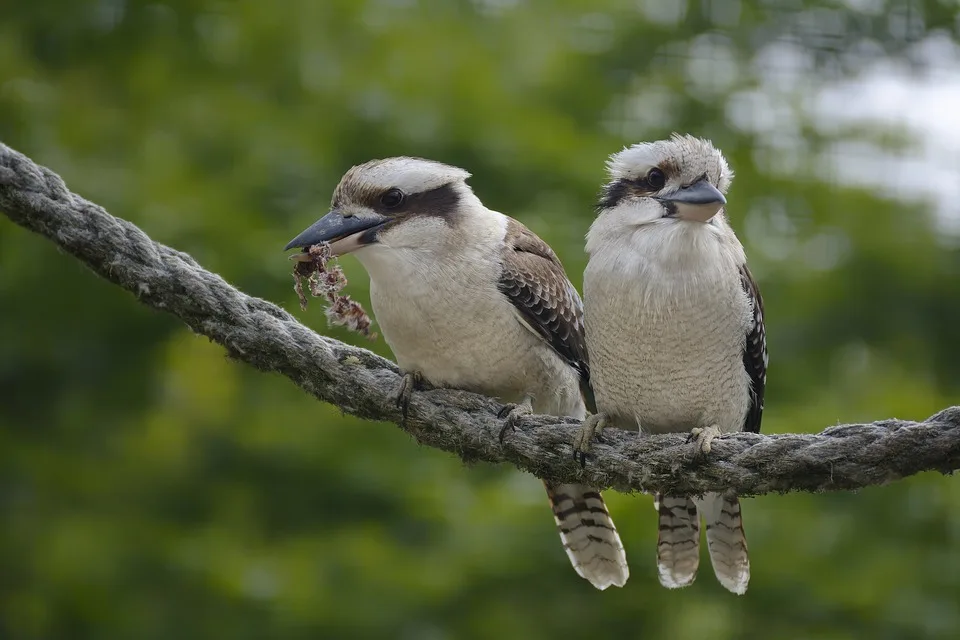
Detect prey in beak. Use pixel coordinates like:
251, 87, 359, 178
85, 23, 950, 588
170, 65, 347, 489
285, 209, 388, 260
658, 178, 727, 223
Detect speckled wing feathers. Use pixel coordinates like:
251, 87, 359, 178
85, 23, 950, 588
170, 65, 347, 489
497, 218, 593, 409
739, 264, 767, 434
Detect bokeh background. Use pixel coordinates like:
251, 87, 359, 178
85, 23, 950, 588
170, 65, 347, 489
3, 1, 960, 638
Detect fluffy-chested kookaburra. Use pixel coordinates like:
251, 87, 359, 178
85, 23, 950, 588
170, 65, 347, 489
577, 135, 767, 594
284, 157, 629, 590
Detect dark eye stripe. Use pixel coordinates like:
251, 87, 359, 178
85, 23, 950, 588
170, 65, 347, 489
595, 170, 666, 212
367, 182, 462, 226
596, 178, 631, 211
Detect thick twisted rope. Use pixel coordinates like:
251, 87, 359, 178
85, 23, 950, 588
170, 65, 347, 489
2, 141, 958, 496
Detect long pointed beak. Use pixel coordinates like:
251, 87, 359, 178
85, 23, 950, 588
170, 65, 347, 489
284, 209, 388, 257
660, 179, 727, 222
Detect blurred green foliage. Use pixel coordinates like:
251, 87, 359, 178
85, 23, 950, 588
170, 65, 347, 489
3, 1, 960, 638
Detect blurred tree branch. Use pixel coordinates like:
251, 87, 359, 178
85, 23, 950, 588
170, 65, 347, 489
2, 141, 959, 497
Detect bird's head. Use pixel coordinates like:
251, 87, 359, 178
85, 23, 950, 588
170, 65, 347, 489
285, 157, 474, 259
597, 134, 732, 225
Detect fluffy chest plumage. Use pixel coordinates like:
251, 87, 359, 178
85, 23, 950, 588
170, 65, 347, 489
354, 218, 581, 415
584, 221, 751, 434
369, 263, 524, 389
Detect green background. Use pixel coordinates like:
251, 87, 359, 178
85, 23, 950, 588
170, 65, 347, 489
2, 1, 960, 638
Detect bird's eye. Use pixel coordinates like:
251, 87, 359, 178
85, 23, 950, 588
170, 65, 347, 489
380, 188, 405, 209
646, 168, 666, 190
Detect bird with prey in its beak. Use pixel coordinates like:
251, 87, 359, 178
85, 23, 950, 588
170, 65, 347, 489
576, 135, 767, 595
285, 157, 630, 590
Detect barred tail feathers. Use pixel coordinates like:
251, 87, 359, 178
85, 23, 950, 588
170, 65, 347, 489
697, 491, 750, 595
656, 494, 700, 589
545, 482, 629, 590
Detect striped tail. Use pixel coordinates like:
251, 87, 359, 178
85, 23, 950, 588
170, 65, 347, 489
655, 494, 700, 589
697, 491, 750, 595
545, 482, 629, 590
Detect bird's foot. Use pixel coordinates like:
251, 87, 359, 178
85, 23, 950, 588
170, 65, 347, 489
688, 424, 722, 457
396, 371, 424, 423
573, 413, 608, 467
497, 396, 533, 444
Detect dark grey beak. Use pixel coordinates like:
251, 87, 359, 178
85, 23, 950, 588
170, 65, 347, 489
284, 209, 388, 255
664, 179, 726, 207
659, 178, 726, 222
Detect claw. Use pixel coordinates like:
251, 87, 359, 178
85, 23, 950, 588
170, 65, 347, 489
498, 396, 533, 444
573, 413, 608, 467
396, 371, 424, 423
688, 424, 722, 457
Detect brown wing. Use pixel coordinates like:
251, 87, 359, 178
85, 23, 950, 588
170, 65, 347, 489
739, 264, 767, 434
497, 218, 595, 412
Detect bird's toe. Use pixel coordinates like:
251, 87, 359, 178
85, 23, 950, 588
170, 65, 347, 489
689, 424, 722, 457
498, 396, 533, 444
573, 413, 608, 467
395, 371, 423, 422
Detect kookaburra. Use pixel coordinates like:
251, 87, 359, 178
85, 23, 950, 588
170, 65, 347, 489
577, 135, 767, 595
284, 157, 629, 590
